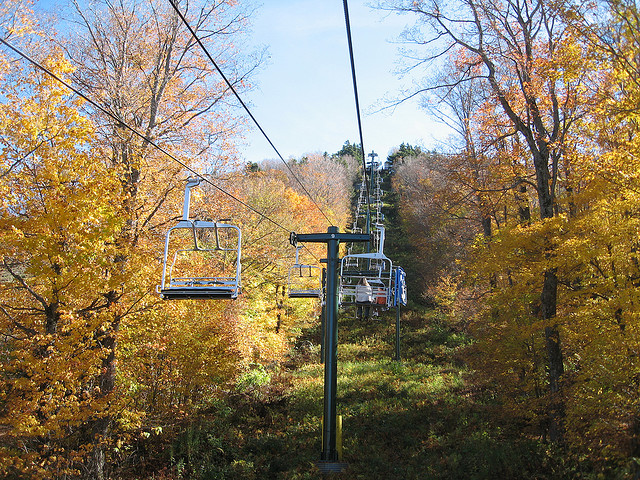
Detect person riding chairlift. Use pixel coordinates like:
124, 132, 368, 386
355, 277, 373, 303
355, 277, 373, 320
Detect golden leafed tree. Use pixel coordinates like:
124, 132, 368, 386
1, 0, 258, 477
0, 49, 128, 478
383, 0, 601, 442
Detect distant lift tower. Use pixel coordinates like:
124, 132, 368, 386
368, 150, 378, 171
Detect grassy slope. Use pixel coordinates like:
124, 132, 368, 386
153, 306, 560, 480
281, 309, 547, 480
135, 171, 571, 479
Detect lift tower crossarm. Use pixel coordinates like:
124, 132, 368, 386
293, 232, 370, 244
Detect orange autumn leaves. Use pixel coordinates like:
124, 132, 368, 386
389, 0, 640, 468
0, 27, 350, 480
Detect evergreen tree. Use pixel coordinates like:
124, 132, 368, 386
384, 143, 422, 174
333, 140, 363, 163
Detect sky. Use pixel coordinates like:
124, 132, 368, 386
239, 0, 454, 165
29, 0, 455, 165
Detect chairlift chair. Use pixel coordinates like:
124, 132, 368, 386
158, 177, 242, 300
287, 245, 323, 299
344, 234, 361, 269
339, 225, 393, 308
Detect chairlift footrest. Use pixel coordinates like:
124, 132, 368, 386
160, 288, 238, 300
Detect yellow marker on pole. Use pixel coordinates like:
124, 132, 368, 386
337, 415, 343, 460
321, 415, 344, 461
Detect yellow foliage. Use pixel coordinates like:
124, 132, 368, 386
0, 50, 130, 477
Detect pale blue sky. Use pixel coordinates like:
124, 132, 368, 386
29, 0, 453, 163
241, 1, 453, 163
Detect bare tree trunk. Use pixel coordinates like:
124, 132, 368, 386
533, 148, 565, 442
541, 269, 564, 442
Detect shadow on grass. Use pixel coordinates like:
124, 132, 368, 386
149, 308, 562, 480
253, 309, 555, 480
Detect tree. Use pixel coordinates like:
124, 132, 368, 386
0, 49, 129, 479
392, 150, 491, 303
383, 0, 597, 441
544, 0, 640, 465
58, 1, 257, 475
333, 140, 363, 163
0, 1, 259, 476
384, 142, 422, 174
286, 153, 356, 228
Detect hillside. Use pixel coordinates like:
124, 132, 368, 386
125, 306, 573, 479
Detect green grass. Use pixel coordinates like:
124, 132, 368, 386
131, 307, 565, 479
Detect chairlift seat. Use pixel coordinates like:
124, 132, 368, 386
158, 179, 242, 301
289, 288, 322, 299
339, 269, 381, 277
160, 287, 239, 300
287, 246, 323, 299
159, 220, 241, 300
339, 226, 392, 308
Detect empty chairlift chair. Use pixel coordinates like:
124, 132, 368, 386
287, 245, 323, 299
158, 177, 242, 300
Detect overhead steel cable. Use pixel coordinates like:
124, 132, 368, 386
0, 36, 292, 234
168, 0, 334, 228
0, 37, 324, 264
342, 0, 372, 228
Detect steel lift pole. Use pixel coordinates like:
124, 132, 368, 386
292, 227, 369, 474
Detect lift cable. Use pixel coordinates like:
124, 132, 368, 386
342, 0, 372, 228
0, 37, 323, 264
169, 0, 334, 228
0, 37, 295, 236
